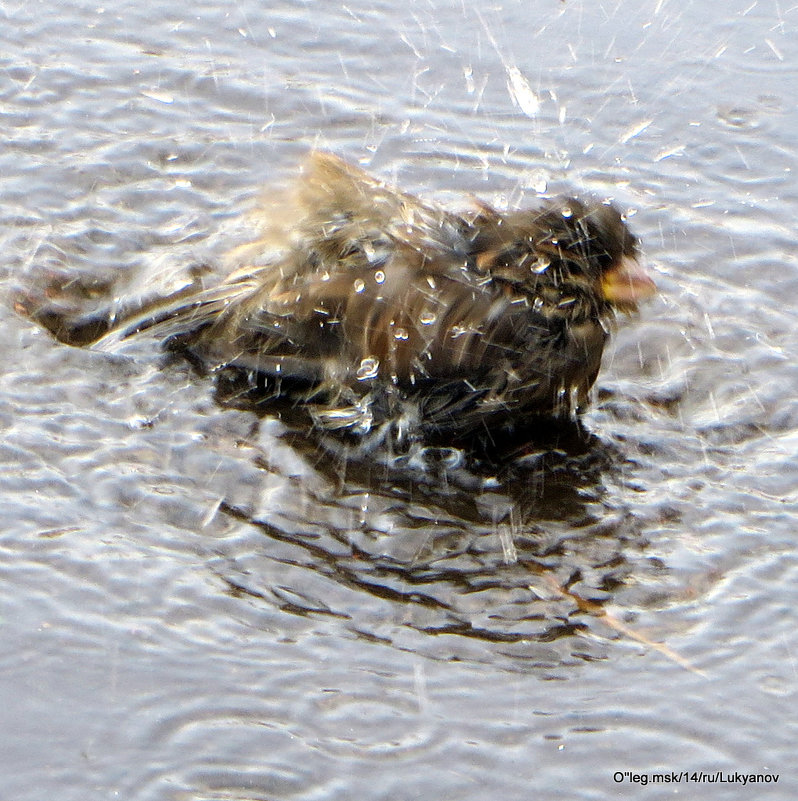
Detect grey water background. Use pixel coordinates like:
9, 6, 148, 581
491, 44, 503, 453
2, 0, 797, 798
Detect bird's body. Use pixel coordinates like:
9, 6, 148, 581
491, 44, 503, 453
23, 153, 655, 442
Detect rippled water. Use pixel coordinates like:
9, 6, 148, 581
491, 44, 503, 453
3, 0, 798, 798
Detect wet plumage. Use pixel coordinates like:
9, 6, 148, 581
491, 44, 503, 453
23, 153, 656, 442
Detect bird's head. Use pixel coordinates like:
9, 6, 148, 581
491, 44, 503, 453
473, 198, 656, 314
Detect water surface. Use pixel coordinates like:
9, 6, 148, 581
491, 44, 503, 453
2, 0, 797, 798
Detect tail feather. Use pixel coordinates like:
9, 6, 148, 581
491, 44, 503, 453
92, 281, 258, 352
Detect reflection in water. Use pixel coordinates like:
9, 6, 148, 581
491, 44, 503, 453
208, 383, 650, 662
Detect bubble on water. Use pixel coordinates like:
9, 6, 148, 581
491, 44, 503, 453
356, 356, 380, 381
353, 278, 366, 293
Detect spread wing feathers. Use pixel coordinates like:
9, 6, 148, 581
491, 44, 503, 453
294, 152, 474, 260
92, 280, 263, 353
97, 152, 477, 348
227, 152, 475, 279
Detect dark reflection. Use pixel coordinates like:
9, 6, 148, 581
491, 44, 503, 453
211, 371, 646, 657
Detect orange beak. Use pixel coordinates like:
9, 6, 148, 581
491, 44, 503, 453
601, 256, 656, 310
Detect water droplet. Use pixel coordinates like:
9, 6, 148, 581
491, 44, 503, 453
356, 356, 380, 381
561, 207, 573, 218
419, 310, 437, 325
353, 278, 365, 293
522, 169, 547, 194
374, 270, 385, 284
393, 327, 409, 341
532, 258, 550, 274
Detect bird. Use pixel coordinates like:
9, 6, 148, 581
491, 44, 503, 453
23, 152, 656, 444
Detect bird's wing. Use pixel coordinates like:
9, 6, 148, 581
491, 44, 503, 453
294, 152, 473, 261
